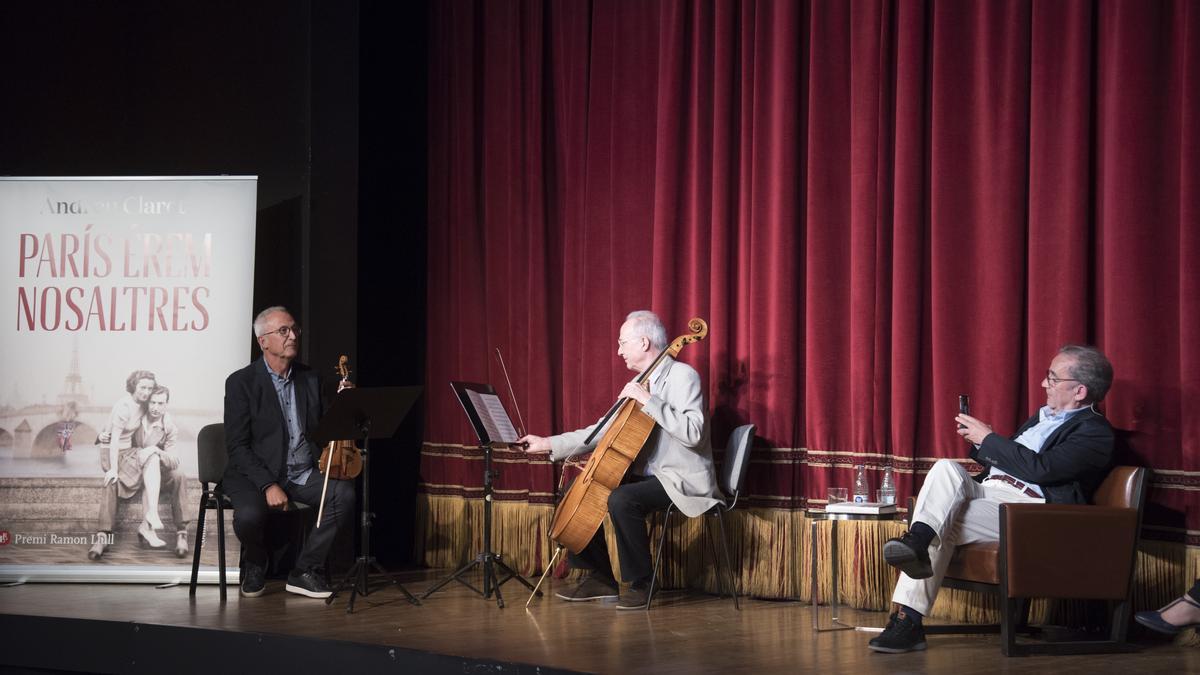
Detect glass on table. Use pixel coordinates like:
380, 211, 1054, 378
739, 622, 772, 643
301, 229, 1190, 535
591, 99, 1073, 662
827, 487, 848, 504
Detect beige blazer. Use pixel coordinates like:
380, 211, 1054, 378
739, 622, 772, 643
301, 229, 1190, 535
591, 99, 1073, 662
549, 357, 723, 517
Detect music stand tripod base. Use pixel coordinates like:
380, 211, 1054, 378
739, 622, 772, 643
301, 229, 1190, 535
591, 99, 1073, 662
421, 440, 539, 608
310, 385, 423, 613
324, 439, 421, 612
327, 551, 420, 612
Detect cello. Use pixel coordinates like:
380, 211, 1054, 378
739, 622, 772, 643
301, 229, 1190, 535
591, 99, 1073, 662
528, 318, 708, 604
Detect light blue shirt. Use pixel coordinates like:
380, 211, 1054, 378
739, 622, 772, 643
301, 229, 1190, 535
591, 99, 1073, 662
265, 359, 313, 486
987, 405, 1089, 497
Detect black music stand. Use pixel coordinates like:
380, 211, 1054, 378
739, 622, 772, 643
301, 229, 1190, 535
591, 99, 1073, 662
420, 381, 539, 608
310, 385, 422, 613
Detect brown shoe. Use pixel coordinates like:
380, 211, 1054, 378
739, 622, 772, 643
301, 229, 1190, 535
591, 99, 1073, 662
616, 580, 661, 610
554, 575, 619, 602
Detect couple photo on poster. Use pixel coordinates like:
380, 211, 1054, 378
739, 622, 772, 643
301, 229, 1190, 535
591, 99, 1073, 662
0, 356, 226, 569
88, 369, 188, 561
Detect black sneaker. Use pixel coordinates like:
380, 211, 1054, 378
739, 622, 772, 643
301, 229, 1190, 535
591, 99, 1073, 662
868, 611, 927, 653
240, 562, 266, 598
883, 532, 933, 579
555, 575, 619, 602
285, 568, 332, 599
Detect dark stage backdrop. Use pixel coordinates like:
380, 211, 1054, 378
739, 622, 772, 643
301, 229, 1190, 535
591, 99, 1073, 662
1, 0, 430, 567
420, 0, 1199, 582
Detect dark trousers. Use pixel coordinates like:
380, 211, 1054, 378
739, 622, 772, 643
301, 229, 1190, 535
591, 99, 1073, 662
225, 469, 354, 572
568, 475, 672, 587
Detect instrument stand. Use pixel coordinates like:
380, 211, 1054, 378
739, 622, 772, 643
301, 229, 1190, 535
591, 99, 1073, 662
311, 385, 423, 614
326, 426, 420, 612
421, 442, 539, 608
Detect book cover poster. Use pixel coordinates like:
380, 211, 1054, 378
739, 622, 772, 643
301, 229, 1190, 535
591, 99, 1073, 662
0, 177, 255, 582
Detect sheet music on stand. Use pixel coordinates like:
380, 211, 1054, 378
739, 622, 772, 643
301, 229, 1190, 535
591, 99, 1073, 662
465, 390, 519, 445
451, 381, 519, 446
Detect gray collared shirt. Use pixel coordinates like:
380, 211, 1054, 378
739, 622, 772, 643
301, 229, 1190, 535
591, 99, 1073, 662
265, 359, 314, 486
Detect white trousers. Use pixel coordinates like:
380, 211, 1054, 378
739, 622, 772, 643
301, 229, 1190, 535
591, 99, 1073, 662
891, 458, 1044, 615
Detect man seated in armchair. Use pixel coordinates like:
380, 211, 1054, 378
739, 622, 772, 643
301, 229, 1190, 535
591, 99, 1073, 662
868, 344, 1115, 654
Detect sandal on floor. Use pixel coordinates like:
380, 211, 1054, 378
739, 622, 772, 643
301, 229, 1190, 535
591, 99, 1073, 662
1135, 594, 1200, 635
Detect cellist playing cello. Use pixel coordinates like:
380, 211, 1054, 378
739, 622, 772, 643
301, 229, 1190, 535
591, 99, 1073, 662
518, 310, 722, 610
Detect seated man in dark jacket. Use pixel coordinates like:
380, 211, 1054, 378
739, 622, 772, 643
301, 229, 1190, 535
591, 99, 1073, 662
223, 306, 354, 599
869, 344, 1115, 654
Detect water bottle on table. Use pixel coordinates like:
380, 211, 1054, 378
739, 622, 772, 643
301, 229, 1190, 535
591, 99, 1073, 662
879, 465, 896, 505
853, 464, 869, 503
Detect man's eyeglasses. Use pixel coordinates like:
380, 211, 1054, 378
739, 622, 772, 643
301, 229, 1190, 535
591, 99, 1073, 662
1046, 370, 1078, 386
617, 336, 643, 348
266, 325, 301, 339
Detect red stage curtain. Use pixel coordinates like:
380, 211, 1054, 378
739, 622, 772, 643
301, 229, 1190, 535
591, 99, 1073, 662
425, 0, 1199, 543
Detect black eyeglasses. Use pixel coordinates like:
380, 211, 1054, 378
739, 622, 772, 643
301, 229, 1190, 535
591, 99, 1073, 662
266, 325, 301, 339
1046, 370, 1078, 386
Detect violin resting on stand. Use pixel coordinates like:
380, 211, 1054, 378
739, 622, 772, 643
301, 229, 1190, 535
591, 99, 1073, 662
317, 355, 360, 526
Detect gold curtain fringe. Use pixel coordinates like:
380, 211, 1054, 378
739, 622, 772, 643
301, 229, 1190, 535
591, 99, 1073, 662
415, 494, 558, 575
416, 494, 1200, 644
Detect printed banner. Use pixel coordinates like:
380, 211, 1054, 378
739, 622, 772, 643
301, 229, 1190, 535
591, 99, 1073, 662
0, 177, 255, 582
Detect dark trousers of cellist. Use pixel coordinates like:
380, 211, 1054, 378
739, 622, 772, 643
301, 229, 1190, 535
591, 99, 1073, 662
519, 310, 723, 610
564, 474, 674, 605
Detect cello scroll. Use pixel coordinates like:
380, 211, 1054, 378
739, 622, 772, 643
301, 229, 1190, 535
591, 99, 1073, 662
665, 318, 708, 358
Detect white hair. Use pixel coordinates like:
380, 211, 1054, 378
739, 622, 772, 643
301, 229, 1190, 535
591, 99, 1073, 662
625, 310, 667, 351
253, 306, 291, 337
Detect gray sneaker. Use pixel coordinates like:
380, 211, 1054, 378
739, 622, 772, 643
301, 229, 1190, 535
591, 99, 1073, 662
555, 575, 619, 602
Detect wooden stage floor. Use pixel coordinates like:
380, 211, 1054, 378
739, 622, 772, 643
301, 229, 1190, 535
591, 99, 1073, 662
0, 568, 1196, 674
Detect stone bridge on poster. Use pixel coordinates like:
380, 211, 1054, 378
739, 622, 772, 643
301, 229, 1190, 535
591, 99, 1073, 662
0, 404, 213, 458
0, 340, 216, 458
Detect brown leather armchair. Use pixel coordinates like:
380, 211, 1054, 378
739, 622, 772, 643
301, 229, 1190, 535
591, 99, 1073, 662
923, 465, 1149, 656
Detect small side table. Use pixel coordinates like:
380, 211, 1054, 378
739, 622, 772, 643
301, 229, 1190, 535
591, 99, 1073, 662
807, 509, 900, 631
